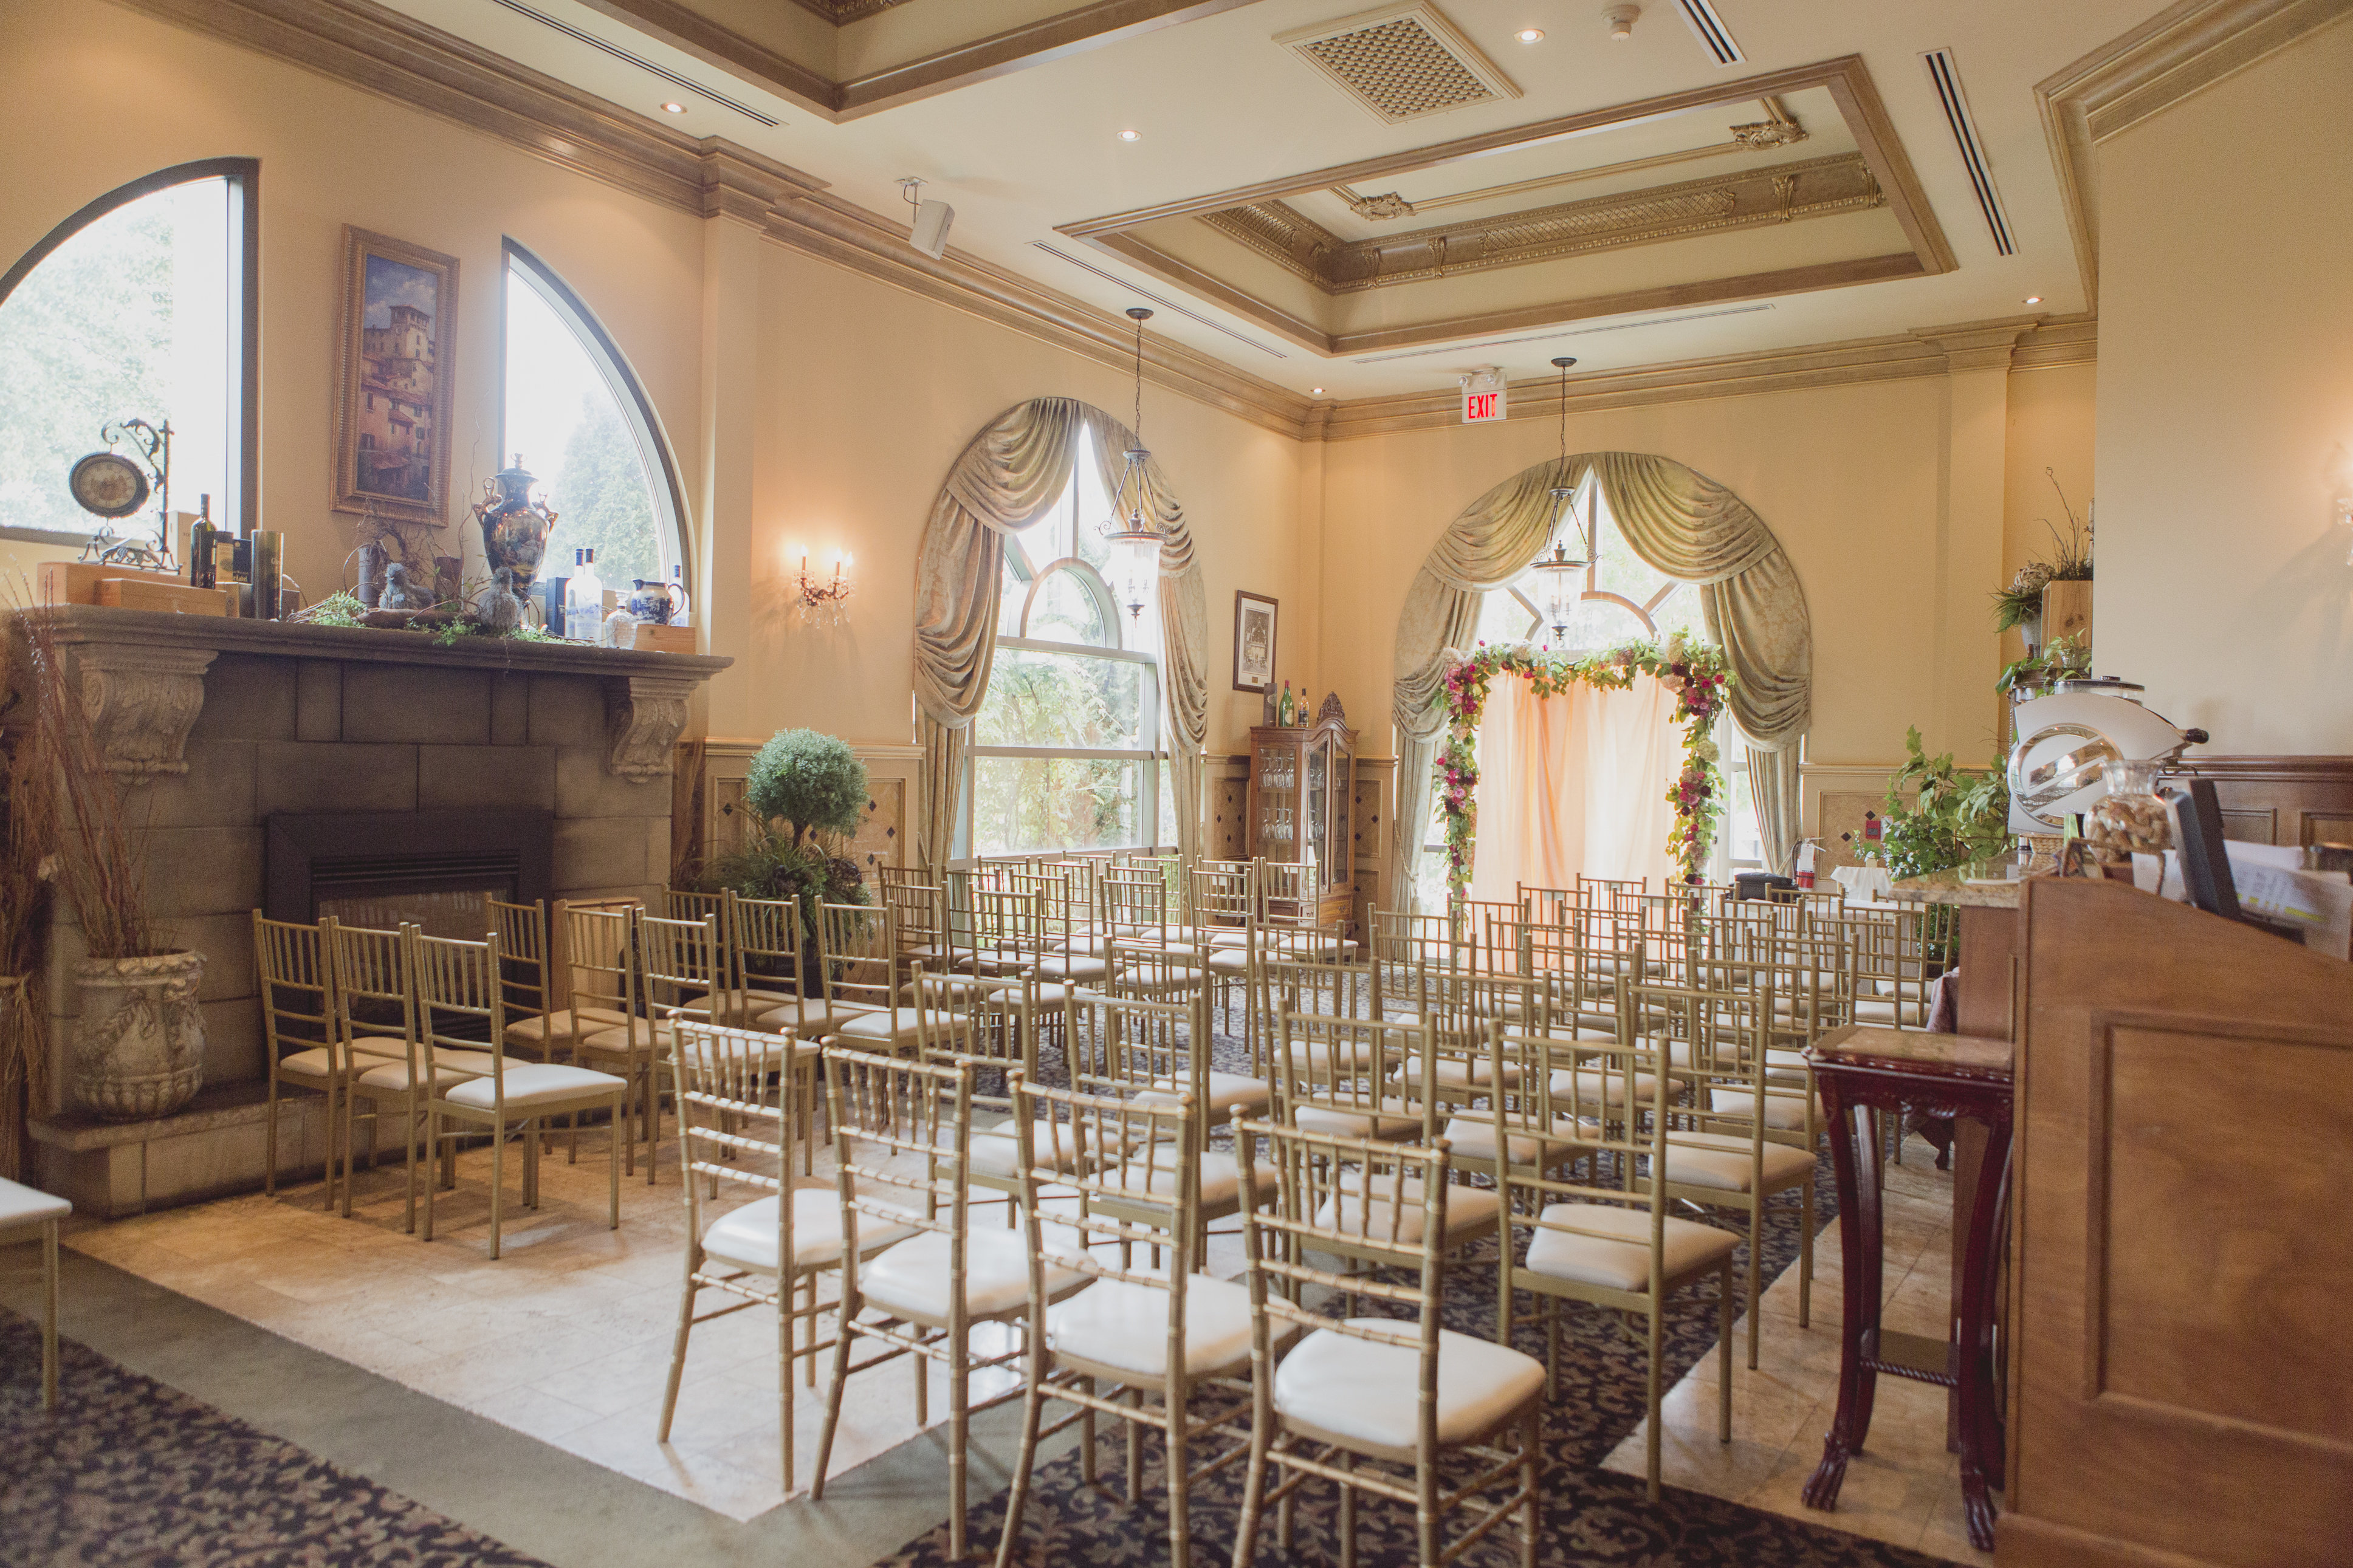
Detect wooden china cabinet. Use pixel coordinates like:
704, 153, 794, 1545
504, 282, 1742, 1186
1245, 693, 1356, 930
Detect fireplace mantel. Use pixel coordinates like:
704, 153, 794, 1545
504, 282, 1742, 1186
10, 605, 732, 784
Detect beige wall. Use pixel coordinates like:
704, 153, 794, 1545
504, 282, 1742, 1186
1318, 368, 2092, 775
2093, 18, 2353, 753
0, 2, 1314, 767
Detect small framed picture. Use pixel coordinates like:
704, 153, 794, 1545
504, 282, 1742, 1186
1232, 591, 1278, 693
332, 227, 459, 528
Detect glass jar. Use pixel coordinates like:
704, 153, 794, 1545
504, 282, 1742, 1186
2083, 759, 2171, 863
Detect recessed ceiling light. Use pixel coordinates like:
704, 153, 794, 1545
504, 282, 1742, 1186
2023, 295, 2042, 305
1117, 128, 1141, 142
1312, 387, 1325, 395
661, 101, 685, 114
1516, 27, 1544, 43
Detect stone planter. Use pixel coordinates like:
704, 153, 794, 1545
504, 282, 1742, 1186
71, 950, 206, 1121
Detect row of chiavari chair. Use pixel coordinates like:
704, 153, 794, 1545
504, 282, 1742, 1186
652, 861, 1931, 1565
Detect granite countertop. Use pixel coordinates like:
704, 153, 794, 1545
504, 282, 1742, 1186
1889, 868, 2024, 908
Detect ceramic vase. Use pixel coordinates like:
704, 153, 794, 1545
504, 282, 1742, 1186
72, 950, 206, 1121
472, 457, 558, 595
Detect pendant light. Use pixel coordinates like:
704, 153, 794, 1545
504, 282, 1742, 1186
1099, 306, 1163, 618
1528, 355, 1588, 642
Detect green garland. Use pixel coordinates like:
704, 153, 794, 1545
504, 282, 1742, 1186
1435, 635, 1733, 897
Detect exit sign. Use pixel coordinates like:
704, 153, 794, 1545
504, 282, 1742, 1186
1459, 366, 1508, 424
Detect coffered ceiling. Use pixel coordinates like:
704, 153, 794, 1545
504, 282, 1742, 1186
374, 0, 2185, 401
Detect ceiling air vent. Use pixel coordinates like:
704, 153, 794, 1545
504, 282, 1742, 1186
1673, 0, 1744, 67
1276, 2, 1519, 126
1922, 48, 2015, 256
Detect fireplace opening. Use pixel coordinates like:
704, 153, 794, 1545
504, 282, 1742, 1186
266, 810, 554, 937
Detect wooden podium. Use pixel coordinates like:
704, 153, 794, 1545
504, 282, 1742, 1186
2000, 878, 2353, 1567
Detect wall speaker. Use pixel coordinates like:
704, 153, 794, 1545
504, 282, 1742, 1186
910, 199, 954, 259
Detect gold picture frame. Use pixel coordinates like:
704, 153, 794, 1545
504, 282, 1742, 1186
332, 226, 458, 527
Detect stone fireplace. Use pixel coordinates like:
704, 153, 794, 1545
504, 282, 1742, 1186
13, 606, 729, 1214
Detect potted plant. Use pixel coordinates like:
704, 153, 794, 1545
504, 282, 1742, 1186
697, 730, 871, 990
15, 611, 205, 1120
1872, 727, 2012, 964
1991, 470, 2093, 646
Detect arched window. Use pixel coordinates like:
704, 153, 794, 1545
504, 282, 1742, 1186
960, 429, 1172, 858
0, 160, 258, 544
1416, 475, 1760, 907
499, 241, 688, 594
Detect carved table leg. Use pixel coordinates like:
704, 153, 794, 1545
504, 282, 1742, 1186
1804, 1085, 1884, 1512
1955, 1112, 2012, 1551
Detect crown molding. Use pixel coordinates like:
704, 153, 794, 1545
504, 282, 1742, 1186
1317, 316, 2098, 442
105, 0, 1316, 438
2036, 0, 2353, 309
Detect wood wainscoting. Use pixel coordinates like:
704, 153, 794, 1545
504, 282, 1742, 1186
2162, 754, 2353, 850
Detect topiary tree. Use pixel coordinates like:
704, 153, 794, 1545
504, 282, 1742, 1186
744, 728, 868, 849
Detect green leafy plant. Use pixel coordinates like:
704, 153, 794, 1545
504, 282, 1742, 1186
1997, 631, 2090, 696
292, 591, 368, 628
1873, 727, 2010, 881
745, 729, 869, 849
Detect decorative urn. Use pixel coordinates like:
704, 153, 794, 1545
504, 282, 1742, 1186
472, 455, 559, 594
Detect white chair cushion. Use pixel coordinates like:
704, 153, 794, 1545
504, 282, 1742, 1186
1038, 955, 1109, 983
1522, 1202, 1737, 1293
275, 1047, 337, 1081
1709, 1087, 1822, 1131
1206, 949, 1251, 975
1312, 1177, 1499, 1245
1547, 1067, 1668, 1108
1045, 1272, 1259, 1380
1137, 1072, 1271, 1116
443, 1063, 628, 1112
701, 1188, 915, 1275
1438, 1114, 1595, 1167
752, 996, 876, 1035
1274, 1321, 1544, 1452
836, 1007, 972, 1047
672, 1033, 809, 1073
1107, 1148, 1278, 1209
1293, 1100, 1424, 1141
1661, 1131, 1817, 1193
355, 1048, 503, 1091
580, 1019, 672, 1055
856, 1224, 1087, 1323
0, 1177, 72, 1227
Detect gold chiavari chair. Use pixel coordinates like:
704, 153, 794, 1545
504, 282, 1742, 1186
1274, 1010, 1434, 1146
909, 965, 1037, 1202
1580, 874, 1648, 922
737, 891, 863, 1042
882, 877, 961, 995
994, 1075, 1265, 1568
1643, 957, 1817, 1365
659, 1018, 913, 1492
412, 928, 626, 1257
1009, 864, 1104, 987
819, 900, 970, 1057
1230, 1121, 1545, 1568
1098, 866, 1176, 948
323, 918, 455, 1230
1494, 1018, 1734, 1502
255, 911, 349, 1213
579, 909, 712, 1185
1516, 880, 1583, 929
809, 1049, 1089, 1559
487, 898, 585, 1064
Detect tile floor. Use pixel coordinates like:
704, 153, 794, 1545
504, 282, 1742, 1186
1600, 1140, 1996, 1566
64, 1120, 1990, 1561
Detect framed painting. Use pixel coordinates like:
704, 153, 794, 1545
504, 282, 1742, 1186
332, 227, 458, 527
1232, 590, 1278, 693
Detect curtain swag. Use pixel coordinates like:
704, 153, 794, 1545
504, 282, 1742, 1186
1388, 452, 1814, 906
913, 396, 1207, 874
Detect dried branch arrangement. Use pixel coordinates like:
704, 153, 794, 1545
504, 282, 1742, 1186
13, 609, 159, 960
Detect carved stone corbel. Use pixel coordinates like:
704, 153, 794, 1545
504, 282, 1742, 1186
606, 673, 698, 781
69, 643, 219, 782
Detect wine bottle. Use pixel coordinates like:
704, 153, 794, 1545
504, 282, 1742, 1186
189, 494, 215, 588
1279, 682, 1295, 727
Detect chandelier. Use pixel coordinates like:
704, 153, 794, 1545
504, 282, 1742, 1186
1528, 355, 1589, 642
1098, 306, 1163, 618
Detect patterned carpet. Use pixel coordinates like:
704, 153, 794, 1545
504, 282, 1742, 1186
0, 1314, 551, 1568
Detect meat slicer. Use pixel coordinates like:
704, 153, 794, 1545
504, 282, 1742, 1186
2005, 677, 2208, 835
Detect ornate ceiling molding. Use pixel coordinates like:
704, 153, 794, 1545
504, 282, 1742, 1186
1319, 316, 2096, 442
1062, 55, 1955, 357
1203, 152, 1884, 295
2036, 0, 2353, 307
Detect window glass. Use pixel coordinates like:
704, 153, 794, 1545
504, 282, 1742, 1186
0, 177, 230, 538
974, 648, 1146, 750
503, 257, 670, 589
972, 757, 1142, 857
1473, 584, 1538, 647
1024, 565, 1111, 647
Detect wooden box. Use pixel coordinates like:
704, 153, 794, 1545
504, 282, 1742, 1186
36, 561, 185, 607
627, 623, 698, 655
94, 577, 235, 616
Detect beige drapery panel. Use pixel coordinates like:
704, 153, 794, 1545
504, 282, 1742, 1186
1386, 453, 1813, 908
913, 397, 1208, 874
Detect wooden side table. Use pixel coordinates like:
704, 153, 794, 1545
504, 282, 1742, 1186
1801, 1024, 2013, 1551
